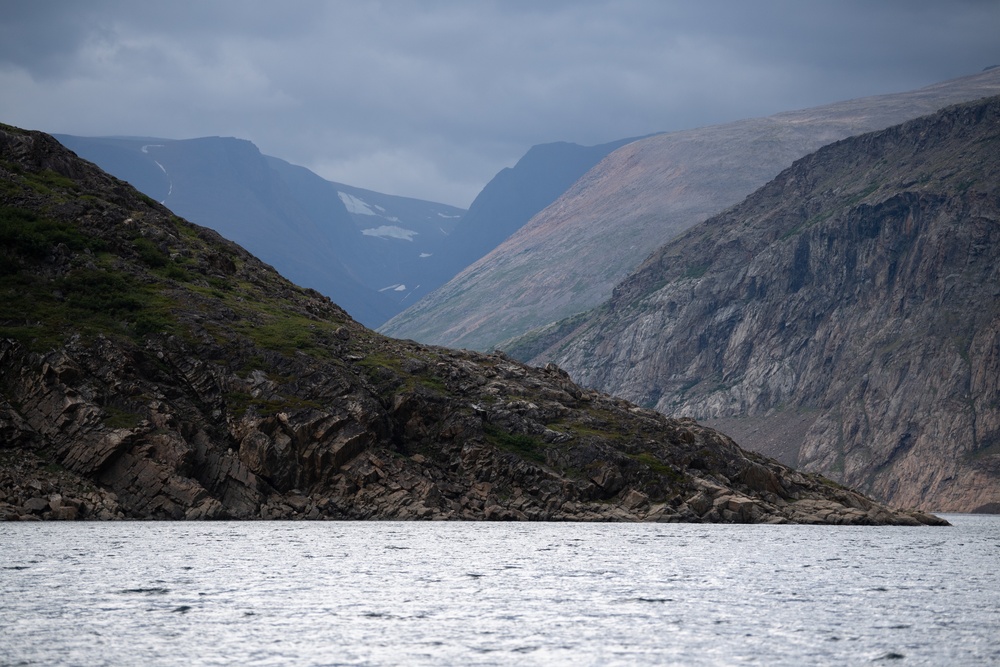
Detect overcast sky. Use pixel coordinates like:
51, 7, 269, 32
2, 1, 999, 207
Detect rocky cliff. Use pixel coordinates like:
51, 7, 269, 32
0, 123, 943, 525
380, 68, 1000, 351
513, 96, 1000, 513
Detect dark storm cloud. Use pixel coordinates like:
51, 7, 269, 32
2, 0, 998, 206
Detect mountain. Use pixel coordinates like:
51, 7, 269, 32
508, 96, 1000, 513
53, 134, 633, 330
379, 68, 1000, 351
53, 134, 466, 327
263, 156, 465, 311
0, 122, 943, 525
432, 137, 643, 279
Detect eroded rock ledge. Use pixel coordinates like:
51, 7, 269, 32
1, 339, 944, 526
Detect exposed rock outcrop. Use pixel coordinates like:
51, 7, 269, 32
513, 96, 1000, 513
0, 122, 944, 525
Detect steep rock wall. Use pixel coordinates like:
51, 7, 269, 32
524, 97, 1000, 512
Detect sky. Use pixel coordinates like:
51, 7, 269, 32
2, 1, 999, 208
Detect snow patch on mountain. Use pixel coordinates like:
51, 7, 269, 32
362, 225, 418, 241
338, 191, 381, 215
339, 191, 401, 223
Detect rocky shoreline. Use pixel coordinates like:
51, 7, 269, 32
1, 366, 946, 527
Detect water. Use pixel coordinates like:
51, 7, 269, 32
1, 515, 998, 666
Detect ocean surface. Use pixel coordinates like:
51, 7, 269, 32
1, 515, 998, 666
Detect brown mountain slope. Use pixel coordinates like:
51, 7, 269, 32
380, 68, 1000, 351
0, 123, 945, 525
512, 96, 1000, 513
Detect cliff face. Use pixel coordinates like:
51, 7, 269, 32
515, 97, 1000, 513
0, 123, 942, 525
380, 68, 1000, 351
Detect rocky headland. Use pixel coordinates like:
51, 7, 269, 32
0, 123, 944, 525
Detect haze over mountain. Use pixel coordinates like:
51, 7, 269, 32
1, 122, 945, 525
433, 137, 643, 279
508, 95, 1000, 513
52, 134, 464, 327
380, 68, 1000, 351
54, 134, 630, 328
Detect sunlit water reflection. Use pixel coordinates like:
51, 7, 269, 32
2, 515, 998, 665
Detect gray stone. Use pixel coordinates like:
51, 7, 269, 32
23, 497, 50, 514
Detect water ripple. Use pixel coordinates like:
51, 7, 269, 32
0, 515, 997, 666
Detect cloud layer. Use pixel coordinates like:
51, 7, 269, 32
3, 1, 998, 206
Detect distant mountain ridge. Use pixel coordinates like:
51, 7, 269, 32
433, 137, 644, 279
262, 154, 466, 313
379, 68, 1000, 350
509, 95, 1000, 513
54, 134, 400, 326
54, 134, 632, 328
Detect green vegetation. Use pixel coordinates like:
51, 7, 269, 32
484, 423, 546, 463
225, 390, 325, 416
0, 204, 180, 351
356, 351, 403, 373
101, 405, 145, 429
0, 206, 105, 273
814, 472, 850, 491
1, 266, 178, 350
582, 407, 640, 441
206, 276, 231, 292
173, 273, 354, 361
132, 237, 195, 282
966, 439, 1000, 462
546, 420, 609, 441
19, 169, 79, 197
632, 452, 673, 475
133, 237, 168, 268
639, 277, 669, 298
845, 181, 881, 206
244, 317, 323, 354
414, 373, 448, 393
354, 350, 456, 397
682, 264, 709, 279
42, 461, 67, 474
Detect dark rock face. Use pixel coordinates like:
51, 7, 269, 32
0, 123, 943, 525
516, 96, 1000, 513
